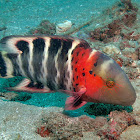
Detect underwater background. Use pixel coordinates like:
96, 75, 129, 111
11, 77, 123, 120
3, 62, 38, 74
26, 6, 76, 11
0, 0, 140, 139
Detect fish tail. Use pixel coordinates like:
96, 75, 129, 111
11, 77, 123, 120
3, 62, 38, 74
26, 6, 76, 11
0, 51, 14, 78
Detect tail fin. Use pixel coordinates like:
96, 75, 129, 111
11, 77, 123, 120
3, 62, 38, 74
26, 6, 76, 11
0, 51, 14, 78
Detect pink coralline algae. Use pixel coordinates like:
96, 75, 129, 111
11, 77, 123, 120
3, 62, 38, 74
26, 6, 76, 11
36, 110, 139, 139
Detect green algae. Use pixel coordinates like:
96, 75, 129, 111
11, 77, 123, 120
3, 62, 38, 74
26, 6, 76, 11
84, 103, 133, 116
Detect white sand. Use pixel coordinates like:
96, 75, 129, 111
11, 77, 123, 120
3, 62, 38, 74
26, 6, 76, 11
0, 98, 63, 140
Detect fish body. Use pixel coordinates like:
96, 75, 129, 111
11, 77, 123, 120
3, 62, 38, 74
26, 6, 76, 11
0, 35, 136, 110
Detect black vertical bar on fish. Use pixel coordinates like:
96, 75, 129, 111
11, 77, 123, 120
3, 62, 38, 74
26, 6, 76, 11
47, 38, 62, 90
32, 38, 45, 82
0, 52, 7, 77
57, 38, 73, 89
7, 53, 21, 76
16, 40, 31, 78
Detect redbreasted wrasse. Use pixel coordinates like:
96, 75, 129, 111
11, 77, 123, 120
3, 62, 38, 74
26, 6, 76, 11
0, 35, 136, 110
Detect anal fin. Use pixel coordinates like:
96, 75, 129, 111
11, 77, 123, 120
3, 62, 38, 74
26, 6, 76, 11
8, 79, 52, 93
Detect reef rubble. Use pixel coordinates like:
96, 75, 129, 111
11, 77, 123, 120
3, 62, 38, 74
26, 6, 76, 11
36, 109, 139, 139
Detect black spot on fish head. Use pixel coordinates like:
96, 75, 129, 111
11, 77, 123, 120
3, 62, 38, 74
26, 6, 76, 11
94, 62, 97, 67
89, 70, 93, 74
71, 50, 74, 54
82, 73, 85, 76
82, 52, 85, 56
77, 52, 79, 56
72, 66, 73, 70
73, 77, 75, 81
71, 57, 74, 62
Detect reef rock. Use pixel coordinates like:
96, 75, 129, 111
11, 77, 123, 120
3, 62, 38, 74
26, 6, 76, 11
56, 20, 72, 34
103, 44, 121, 55
28, 20, 56, 35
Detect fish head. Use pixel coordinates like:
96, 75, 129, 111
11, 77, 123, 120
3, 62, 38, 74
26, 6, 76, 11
86, 51, 136, 106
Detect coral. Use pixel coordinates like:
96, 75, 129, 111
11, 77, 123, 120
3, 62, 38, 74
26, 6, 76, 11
37, 126, 50, 137
104, 0, 138, 18
36, 112, 97, 139
36, 110, 139, 139
88, 0, 138, 43
89, 12, 137, 43
96, 110, 137, 139
28, 20, 56, 35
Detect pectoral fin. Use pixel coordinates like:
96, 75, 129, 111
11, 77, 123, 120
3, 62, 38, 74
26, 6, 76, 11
64, 87, 87, 110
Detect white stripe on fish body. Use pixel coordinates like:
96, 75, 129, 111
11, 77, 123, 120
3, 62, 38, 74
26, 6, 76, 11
65, 40, 81, 90
40, 37, 51, 84
0, 35, 83, 91
17, 54, 27, 77
28, 41, 34, 80
88, 49, 98, 60
54, 43, 63, 85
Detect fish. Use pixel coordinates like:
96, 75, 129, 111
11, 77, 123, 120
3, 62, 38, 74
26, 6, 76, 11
0, 35, 136, 110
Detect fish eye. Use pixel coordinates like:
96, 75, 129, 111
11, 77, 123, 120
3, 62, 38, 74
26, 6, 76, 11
106, 78, 115, 88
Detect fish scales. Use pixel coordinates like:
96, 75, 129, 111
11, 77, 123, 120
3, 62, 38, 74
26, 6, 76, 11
0, 35, 136, 110
0, 36, 88, 91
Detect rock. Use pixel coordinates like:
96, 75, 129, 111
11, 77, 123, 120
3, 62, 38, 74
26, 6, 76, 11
0, 92, 18, 100
103, 44, 121, 55
122, 48, 138, 60
28, 20, 56, 35
56, 20, 72, 34
120, 125, 140, 140
82, 132, 100, 140
123, 67, 139, 79
96, 110, 137, 139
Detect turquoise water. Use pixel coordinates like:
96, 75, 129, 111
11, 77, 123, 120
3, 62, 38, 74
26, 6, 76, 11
0, 0, 122, 38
